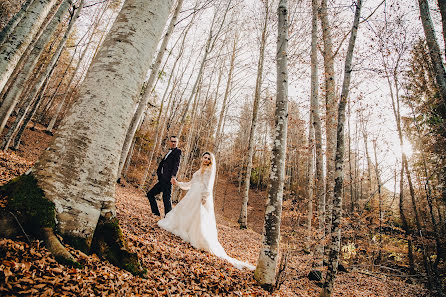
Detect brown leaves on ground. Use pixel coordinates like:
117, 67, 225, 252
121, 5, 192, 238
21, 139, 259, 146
0, 126, 433, 296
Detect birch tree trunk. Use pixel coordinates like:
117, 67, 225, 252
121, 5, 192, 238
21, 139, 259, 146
1, 0, 83, 150
32, 0, 173, 250
348, 102, 354, 212
0, 0, 58, 93
238, 2, 268, 229
310, 0, 326, 274
321, 1, 362, 296
0, 0, 72, 135
306, 112, 315, 252
418, 0, 446, 103
319, 0, 337, 240
46, 0, 113, 133
2, 1, 83, 151
117, 0, 184, 178
0, 0, 34, 47
254, 0, 288, 289
437, 0, 446, 58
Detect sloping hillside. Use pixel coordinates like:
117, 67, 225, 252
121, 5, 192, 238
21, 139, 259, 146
0, 124, 431, 296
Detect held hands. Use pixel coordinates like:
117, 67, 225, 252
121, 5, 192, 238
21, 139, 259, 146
171, 177, 177, 185
201, 192, 209, 205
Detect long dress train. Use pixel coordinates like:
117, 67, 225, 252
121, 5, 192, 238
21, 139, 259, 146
157, 157, 255, 270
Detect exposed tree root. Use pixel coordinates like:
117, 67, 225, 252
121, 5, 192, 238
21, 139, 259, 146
1, 174, 142, 274
41, 227, 79, 267
91, 216, 145, 277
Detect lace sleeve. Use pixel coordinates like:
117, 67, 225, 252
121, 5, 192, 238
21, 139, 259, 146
200, 168, 213, 197
177, 180, 191, 190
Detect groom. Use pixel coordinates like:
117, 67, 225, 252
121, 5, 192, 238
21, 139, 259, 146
147, 136, 181, 216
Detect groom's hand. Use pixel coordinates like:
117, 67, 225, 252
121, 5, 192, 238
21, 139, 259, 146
171, 177, 176, 185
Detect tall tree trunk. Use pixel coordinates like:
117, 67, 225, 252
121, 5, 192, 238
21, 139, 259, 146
239, 1, 268, 228
418, 0, 446, 103
319, 0, 337, 243
32, 0, 173, 250
238, 9, 266, 225
176, 33, 211, 138
2, 1, 82, 151
117, 0, 184, 178
213, 56, 233, 152
321, 1, 362, 296
0, 0, 34, 47
46, 0, 112, 133
0, 0, 69, 134
0, 0, 58, 92
310, 0, 326, 273
437, 0, 446, 58
348, 101, 354, 213
306, 112, 315, 252
254, 0, 288, 289
385, 17, 443, 294
2, 0, 83, 146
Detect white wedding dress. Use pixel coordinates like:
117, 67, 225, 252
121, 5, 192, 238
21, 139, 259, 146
158, 153, 255, 270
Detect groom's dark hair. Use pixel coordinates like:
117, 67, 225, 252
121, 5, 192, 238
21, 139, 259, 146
170, 135, 177, 139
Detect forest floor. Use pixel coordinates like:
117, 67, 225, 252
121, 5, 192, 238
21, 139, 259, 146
0, 122, 432, 296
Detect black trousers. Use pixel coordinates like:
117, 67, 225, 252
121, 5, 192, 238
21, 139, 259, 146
147, 180, 172, 216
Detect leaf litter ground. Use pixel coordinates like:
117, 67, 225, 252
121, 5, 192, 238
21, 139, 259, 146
0, 124, 431, 296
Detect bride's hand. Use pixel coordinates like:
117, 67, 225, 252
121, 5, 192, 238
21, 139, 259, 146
171, 177, 177, 185
201, 194, 207, 205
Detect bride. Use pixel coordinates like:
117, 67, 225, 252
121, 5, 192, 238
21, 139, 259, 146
158, 152, 255, 270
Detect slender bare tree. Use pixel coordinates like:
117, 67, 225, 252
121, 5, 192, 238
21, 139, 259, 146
321, 1, 362, 296
319, 0, 337, 239
310, 0, 326, 277
239, 0, 269, 229
254, 0, 288, 290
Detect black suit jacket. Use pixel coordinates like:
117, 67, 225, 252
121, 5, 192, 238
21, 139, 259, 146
156, 147, 181, 183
